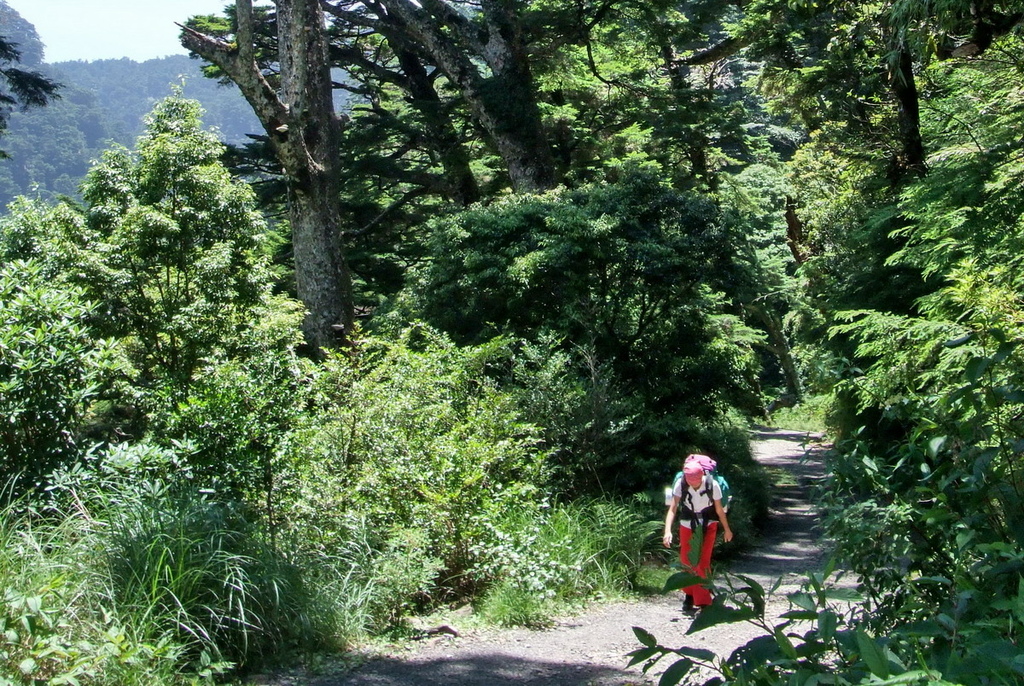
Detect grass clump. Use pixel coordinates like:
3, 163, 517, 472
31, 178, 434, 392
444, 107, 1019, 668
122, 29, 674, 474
0, 499, 193, 685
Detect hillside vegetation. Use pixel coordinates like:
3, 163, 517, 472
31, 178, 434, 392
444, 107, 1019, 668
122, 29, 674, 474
1, 1, 1024, 685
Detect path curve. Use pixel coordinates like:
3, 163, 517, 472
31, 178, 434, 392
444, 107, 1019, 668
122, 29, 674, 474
296, 427, 827, 686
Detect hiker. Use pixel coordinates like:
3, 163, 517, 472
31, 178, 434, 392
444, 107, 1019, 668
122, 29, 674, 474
662, 454, 734, 612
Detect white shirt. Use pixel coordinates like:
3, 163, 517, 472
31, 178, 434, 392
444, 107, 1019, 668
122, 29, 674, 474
673, 476, 722, 529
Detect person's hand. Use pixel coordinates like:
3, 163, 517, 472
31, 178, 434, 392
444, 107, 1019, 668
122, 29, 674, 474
662, 532, 672, 548
723, 529, 734, 543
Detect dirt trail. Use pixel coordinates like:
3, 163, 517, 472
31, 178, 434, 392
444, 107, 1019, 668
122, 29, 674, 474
298, 427, 828, 686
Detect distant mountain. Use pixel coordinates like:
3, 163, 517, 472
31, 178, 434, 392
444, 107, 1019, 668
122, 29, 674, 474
0, 2, 263, 208
51, 56, 262, 145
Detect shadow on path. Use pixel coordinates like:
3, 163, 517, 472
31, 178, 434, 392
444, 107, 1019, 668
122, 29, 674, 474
311, 653, 641, 686
729, 426, 828, 581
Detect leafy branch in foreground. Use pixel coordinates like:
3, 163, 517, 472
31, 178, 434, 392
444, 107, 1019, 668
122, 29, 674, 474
628, 565, 973, 686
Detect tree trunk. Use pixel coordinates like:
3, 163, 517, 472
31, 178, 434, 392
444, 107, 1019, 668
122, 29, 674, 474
473, 0, 556, 192
887, 46, 926, 179
784, 196, 809, 264
181, 0, 354, 353
277, 0, 355, 349
747, 303, 803, 402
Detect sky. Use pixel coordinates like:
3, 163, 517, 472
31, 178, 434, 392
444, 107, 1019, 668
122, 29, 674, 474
5, 0, 234, 63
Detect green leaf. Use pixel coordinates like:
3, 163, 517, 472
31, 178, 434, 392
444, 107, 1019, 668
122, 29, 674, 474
663, 571, 704, 593
898, 619, 942, 638
673, 645, 717, 661
911, 575, 952, 586
974, 639, 1024, 665
855, 630, 889, 679
943, 334, 972, 348
788, 591, 817, 611
818, 609, 838, 642
658, 657, 695, 686
727, 634, 783, 669
868, 670, 956, 685
993, 340, 1017, 364
687, 601, 756, 634
966, 356, 991, 382
18, 658, 36, 675
774, 626, 798, 659
731, 574, 767, 617
627, 646, 660, 667
994, 386, 1024, 403
633, 626, 658, 648
795, 638, 830, 659
823, 588, 863, 602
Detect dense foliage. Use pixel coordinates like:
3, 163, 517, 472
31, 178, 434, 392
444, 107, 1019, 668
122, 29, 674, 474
0, 94, 676, 682
402, 169, 763, 487
633, 26, 1024, 686
3, 0, 1024, 683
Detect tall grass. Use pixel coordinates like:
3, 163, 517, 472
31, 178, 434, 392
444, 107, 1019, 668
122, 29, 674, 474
0, 478, 402, 684
98, 482, 328, 669
0, 498, 187, 684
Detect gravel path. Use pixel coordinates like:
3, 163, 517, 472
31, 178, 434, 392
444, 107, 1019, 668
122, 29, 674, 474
289, 427, 828, 686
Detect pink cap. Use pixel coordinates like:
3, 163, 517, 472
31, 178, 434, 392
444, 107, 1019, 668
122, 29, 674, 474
683, 462, 703, 477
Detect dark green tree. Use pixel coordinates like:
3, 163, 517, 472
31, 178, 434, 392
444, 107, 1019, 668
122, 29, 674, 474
403, 168, 761, 489
0, 38, 60, 156
0, 1, 59, 152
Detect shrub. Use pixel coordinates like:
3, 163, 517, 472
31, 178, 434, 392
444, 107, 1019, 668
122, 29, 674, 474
502, 336, 640, 496
0, 260, 114, 500
476, 581, 554, 628
146, 296, 310, 513
473, 498, 660, 626
284, 325, 549, 602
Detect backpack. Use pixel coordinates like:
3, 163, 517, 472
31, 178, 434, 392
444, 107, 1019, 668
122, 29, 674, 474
671, 454, 731, 512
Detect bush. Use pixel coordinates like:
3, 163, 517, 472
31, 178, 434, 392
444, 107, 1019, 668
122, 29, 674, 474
501, 336, 641, 496
0, 260, 114, 500
284, 325, 549, 602
473, 498, 660, 626
44, 442, 362, 673
146, 295, 310, 511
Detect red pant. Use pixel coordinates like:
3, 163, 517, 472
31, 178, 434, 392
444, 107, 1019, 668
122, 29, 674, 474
678, 521, 718, 606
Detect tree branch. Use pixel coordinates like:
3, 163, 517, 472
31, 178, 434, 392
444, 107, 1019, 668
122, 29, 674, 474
178, 22, 289, 134
332, 44, 411, 88
677, 36, 746, 66
345, 187, 433, 237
